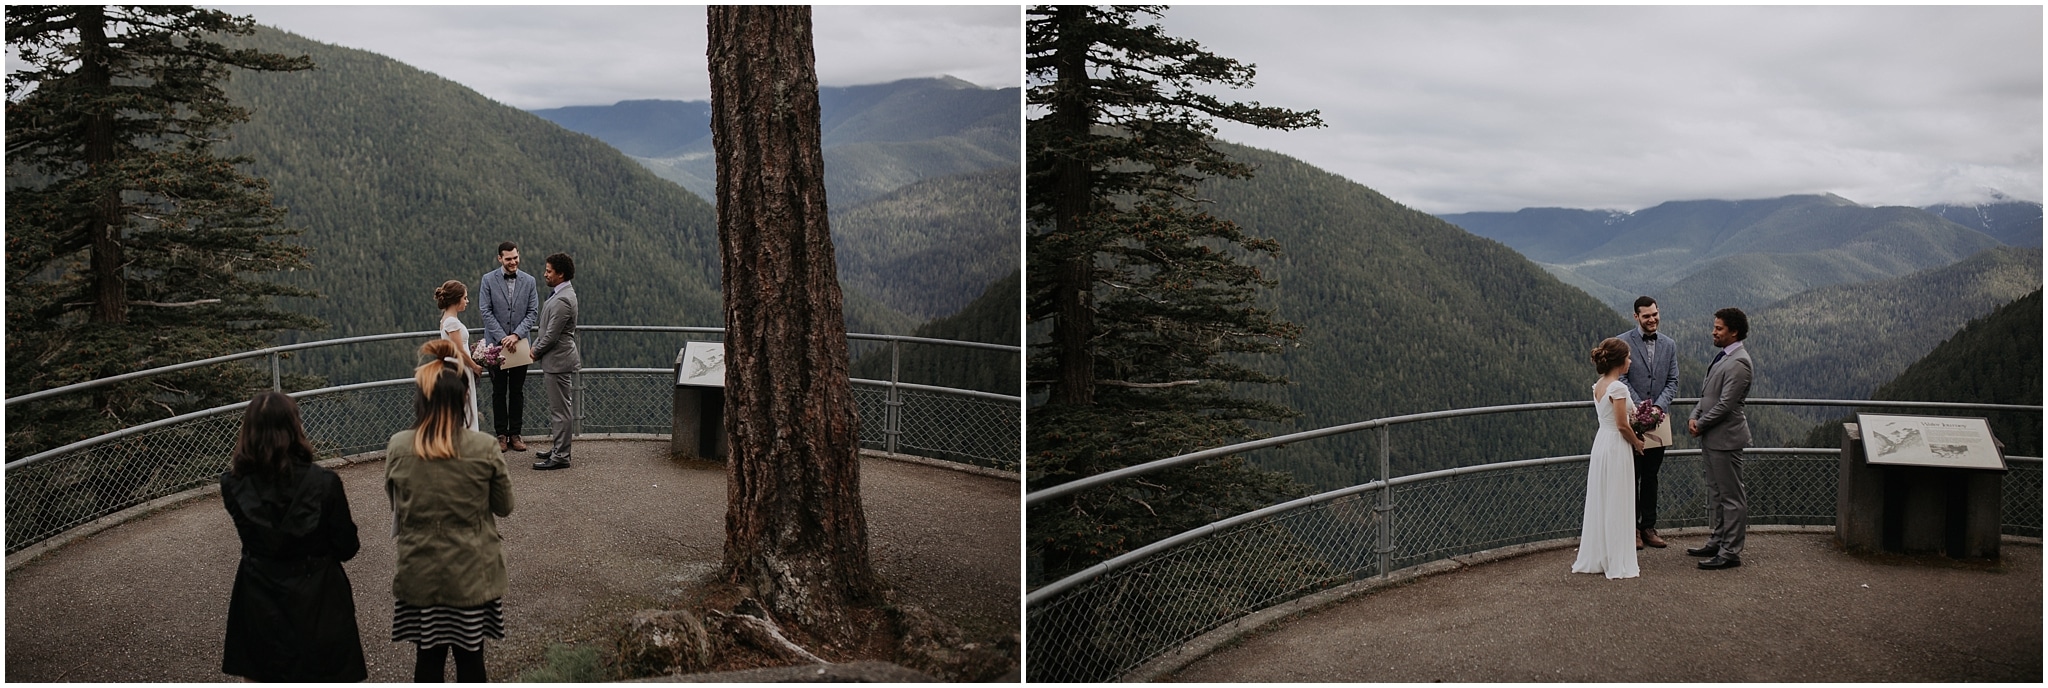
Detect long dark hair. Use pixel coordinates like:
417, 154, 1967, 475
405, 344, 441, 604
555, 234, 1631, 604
230, 391, 318, 477
411, 338, 471, 460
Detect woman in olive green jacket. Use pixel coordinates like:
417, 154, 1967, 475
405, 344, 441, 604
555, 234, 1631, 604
387, 338, 513, 682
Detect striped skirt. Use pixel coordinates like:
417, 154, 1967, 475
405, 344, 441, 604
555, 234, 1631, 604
391, 599, 504, 651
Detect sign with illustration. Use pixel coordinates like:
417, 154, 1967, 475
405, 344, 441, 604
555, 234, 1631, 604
678, 341, 727, 388
1855, 413, 2006, 471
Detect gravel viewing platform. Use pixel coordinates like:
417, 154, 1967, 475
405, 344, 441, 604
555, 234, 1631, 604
1162, 531, 2040, 682
5, 439, 1018, 682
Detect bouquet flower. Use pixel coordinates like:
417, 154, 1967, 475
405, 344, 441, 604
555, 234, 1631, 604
1629, 398, 1666, 437
471, 339, 504, 368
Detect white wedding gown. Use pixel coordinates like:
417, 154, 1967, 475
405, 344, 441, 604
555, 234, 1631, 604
1572, 379, 1639, 579
441, 315, 481, 432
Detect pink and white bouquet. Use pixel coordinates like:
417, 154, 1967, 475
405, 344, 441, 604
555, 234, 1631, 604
470, 339, 505, 368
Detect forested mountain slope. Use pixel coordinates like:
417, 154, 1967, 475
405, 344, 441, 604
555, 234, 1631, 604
211, 27, 922, 381
853, 270, 1019, 397
1804, 289, 2042, 456
830, 167, 1019, 320
1194, 142, 1635, 488
1725, 246, 2041, 407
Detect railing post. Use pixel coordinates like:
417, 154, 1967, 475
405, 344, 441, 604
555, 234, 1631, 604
270, 352, 281, 392
886, 339, 902, 455
1375, 424, 1394, 578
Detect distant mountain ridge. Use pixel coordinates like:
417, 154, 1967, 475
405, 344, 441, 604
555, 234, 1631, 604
533, 77, 1020, 208
1440, 194, 2011, 318
1923, 193, 2043, 247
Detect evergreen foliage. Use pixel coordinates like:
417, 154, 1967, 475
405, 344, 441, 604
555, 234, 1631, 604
1803, 290, 2042, 456
6, 6, 322, 456
1025, 5, 1323, 581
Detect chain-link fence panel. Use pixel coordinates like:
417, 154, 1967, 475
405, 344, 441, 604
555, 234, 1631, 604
6, 411, 243, 553
5, 383, 417, 554
894, 389, 1019, 472
2004, 458, 2042, 537
1027, 489, 1379, 682
1392, 461, 1587, 570
574, 372, 674, 435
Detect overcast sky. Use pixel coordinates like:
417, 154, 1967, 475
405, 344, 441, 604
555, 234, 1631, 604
1159, 6, 2042, 214
209, 5, 1019, 110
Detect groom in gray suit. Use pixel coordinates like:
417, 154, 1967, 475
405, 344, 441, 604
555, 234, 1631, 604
1617, 296, 1678, 550
531, 253, 580, 471
1687, 307, 1753, 570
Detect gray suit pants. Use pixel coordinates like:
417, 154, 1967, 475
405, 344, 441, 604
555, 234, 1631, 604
545, 371, 576, 460
1701, 447, 1748, 557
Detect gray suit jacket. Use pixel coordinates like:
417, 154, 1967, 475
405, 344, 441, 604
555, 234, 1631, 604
531, 281, 580, 374
477, 268, 540, 346
1617, 328, 1679, 415
1690, 343, 1753, 451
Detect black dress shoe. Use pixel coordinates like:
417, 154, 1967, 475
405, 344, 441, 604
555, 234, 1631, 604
534, 450, 550, 461
1684, 545, 1719, 557
1698, 555, 1741, 570
532, 454, 570, 470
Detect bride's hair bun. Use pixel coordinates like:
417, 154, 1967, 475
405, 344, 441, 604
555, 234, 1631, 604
434, 280, 468, 310
1591, 338, 1630, 374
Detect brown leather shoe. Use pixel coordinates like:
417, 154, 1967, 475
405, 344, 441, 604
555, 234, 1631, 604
1635, 530, 1644, 550
1642, 528, 1669, 548
509, 436, 529, 452
497, 435, 509, 452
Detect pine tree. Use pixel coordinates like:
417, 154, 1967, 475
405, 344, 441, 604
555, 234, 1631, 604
6, 6, 321, 455
1025, 5, 1324, 581
706, 5, 885, 649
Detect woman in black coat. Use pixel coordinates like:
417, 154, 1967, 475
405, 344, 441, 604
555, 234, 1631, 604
220, 391, 368, 682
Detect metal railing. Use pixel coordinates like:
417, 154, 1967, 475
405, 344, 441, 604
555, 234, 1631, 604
1024, 398, 2043, 682
5, 326, 1019, 554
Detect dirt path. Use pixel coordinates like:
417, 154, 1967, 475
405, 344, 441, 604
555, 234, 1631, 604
1168, 532, 2040, 682
5, 440, 1018, 682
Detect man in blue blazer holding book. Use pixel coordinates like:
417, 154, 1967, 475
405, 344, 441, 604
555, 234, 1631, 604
479, 241, 541, 453
1617, 296, 1678, 550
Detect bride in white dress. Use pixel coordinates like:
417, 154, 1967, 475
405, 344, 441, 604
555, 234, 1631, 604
434, 280, 484, 432
1573, 337, 1644, 579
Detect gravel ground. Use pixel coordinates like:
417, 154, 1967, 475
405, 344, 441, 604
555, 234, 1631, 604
4, 439, 1018, 682
1168, 533, 2041, 682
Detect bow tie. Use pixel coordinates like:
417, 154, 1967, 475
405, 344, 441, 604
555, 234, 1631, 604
1642, 332, 1658, 341
504, 272, 518, 280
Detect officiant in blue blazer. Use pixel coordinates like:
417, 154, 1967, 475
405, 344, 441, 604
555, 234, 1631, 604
479, 241, 541, 453
1616, 296, 1678, 550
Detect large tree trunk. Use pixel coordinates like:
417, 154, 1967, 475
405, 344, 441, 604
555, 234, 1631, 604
706, 5, 884, 646
79, 7, 127, 325
1046, 5, 1095, 406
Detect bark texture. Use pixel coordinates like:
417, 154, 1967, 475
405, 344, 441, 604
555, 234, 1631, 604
706, 5, 884, 644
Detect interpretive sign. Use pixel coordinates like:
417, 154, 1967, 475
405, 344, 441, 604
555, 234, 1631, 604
678, 341, 727, 388
1855, 413, 2006, 471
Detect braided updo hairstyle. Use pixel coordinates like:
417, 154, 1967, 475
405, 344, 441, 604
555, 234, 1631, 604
1591, 337, 1631, 374
434, 280, 468, 310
